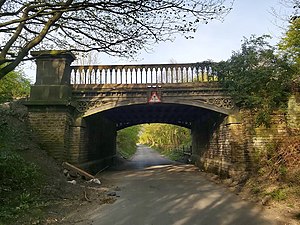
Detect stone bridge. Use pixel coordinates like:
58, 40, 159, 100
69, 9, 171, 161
25, 51, 248, 175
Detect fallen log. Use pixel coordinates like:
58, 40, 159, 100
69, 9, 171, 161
62, 162, 94, 180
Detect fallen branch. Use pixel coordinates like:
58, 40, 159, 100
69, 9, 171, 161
84, 190, 91, 202
62, 162, 94, 180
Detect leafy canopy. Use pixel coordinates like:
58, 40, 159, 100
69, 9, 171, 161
139, 123, 191, 151
0, 68, 30, 103
220, 35, 293, 126
279, 17, 300, 84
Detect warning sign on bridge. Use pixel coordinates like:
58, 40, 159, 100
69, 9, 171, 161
148, 91, 161, 103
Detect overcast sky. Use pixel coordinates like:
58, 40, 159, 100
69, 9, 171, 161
24, 0, 290, 81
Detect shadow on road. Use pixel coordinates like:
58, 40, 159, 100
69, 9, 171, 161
84, 145, 286, 225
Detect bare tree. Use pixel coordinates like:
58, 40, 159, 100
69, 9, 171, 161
0, 0, 233, 79
272, 0, 299, 25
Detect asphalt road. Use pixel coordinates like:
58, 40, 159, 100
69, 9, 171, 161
75, 145, 285, 225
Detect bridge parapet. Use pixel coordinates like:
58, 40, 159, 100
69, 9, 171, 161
71, 62, 220, 85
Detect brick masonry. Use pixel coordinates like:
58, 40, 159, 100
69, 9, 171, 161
28, 108, 73, 161
27, 106, 117, 172
192, 93, 300, 178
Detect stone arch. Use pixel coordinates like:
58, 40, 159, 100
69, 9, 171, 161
76, 97, 234, 118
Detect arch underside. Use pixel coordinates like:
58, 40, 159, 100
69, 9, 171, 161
83, 102, 227, 130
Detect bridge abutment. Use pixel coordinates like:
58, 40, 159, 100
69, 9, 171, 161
25, 51, 76, 161
25, 51, 118, 172
191, 113, 251, 177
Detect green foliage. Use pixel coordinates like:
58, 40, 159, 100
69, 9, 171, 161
219, 35, 293, 126
117, 126, 140, 158
139, 123, 191, 155
278, 18, 300, 84
279, 18, 300, 66
0, 149, 42, 223
0, 107, 43, 224
0, 69, 30, 103
269, 188, 287, 201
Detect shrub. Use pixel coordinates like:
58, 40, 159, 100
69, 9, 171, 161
0, 149, 42, 223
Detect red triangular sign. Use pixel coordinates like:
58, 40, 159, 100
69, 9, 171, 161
148, 91, 161, 103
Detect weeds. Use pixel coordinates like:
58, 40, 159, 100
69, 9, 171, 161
269, 188, 287, 201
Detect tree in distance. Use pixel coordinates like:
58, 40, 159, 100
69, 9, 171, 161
0, 0, 233, 79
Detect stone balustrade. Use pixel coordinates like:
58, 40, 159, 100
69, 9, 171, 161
70, 62, 220, 85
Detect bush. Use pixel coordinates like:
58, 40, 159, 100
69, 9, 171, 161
0, 149, 42, 223
219, 35, 293, 127
0, 69, 30, 103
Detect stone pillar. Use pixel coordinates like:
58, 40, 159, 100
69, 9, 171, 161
25, 50, 76, 161
191, 113, 245, 177
69, 117, 88, 164
29, 50, 75, 102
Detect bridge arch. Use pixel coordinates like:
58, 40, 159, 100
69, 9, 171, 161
81, 102, 227, 130
78, 97, 233, 119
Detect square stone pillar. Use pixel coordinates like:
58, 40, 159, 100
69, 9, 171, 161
29, 50, 75, 102
25, 50, 77, 162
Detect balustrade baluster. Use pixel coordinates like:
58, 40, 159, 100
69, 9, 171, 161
181, 67, 186, 83
104, 69, 108, 84
79, 68, 82, 84
99, 69, 102, 84
88, 68, 92, 84
200, 67, 204, 81
169, 67, 172, 83
135, 68, 138, 84
128, 68, 131, 84
125, 69, 128, 84
160, 68, 163, 83
83, 68, 87, 84
73, 68, 77, 84
141, 68, 144, 84
145, 68, 148, 84
191, 67, 194, 82
204, 66, 208, 82
94, 68, 97, 84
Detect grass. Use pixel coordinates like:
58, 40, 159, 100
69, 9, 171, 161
118, 144, 137, 159
269, 188, 288, 201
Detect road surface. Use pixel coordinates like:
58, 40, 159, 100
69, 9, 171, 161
74, 145, 287, 225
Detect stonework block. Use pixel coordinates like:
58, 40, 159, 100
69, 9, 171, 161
28, 109, 73, 161
193, 94, 300, 179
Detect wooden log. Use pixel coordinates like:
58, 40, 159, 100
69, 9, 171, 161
62, 162, 94, 180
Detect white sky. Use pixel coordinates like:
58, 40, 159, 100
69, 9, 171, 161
24, 0, 290, 82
